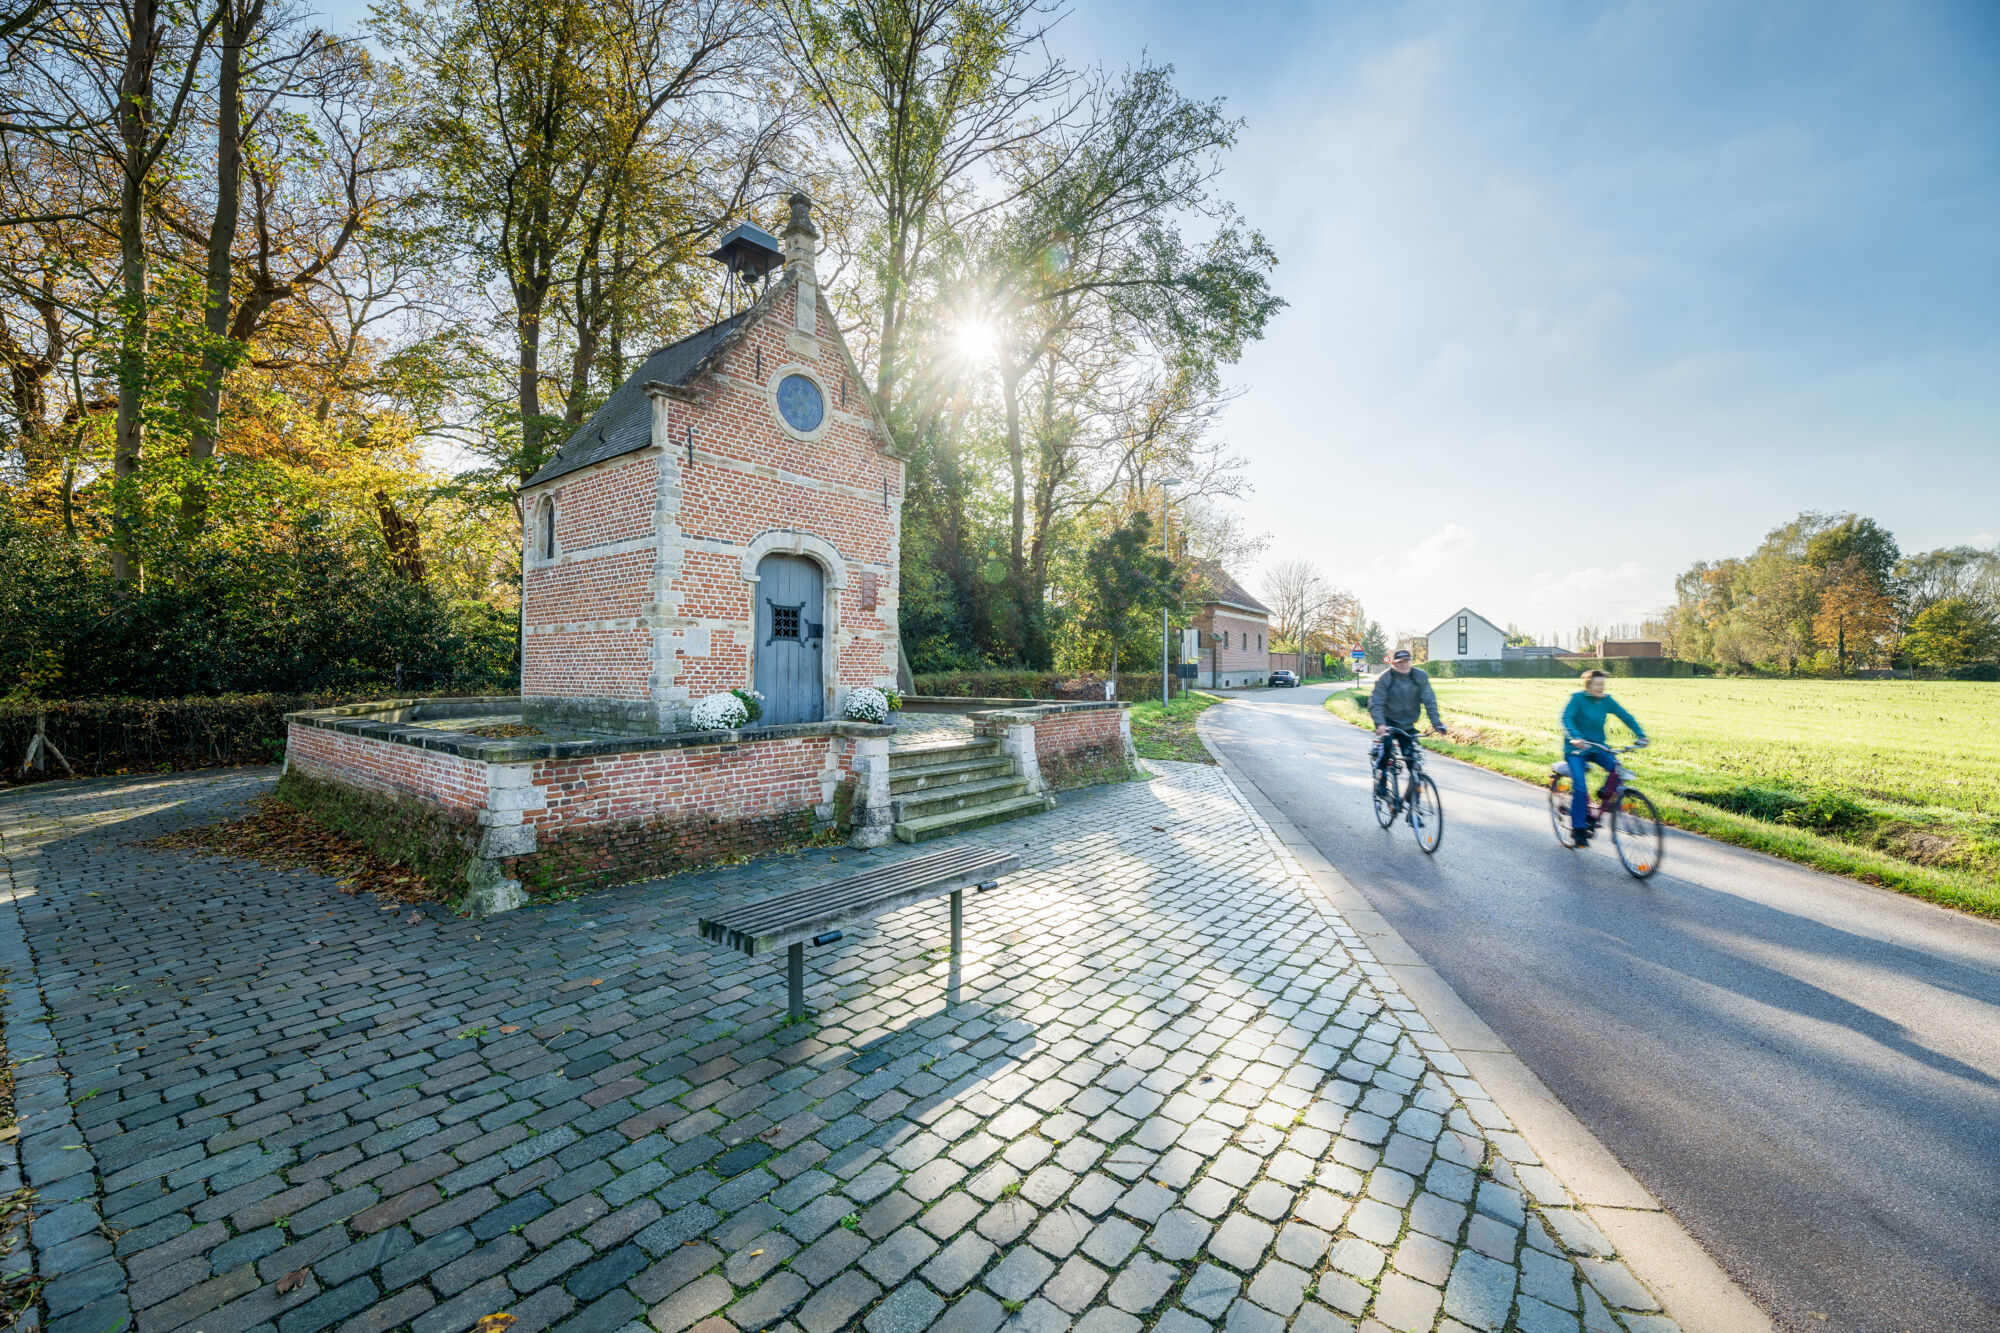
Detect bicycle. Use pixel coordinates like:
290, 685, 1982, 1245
1371, 725, 1443, 854
1547, 741, 1664, 879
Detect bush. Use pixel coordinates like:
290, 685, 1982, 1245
0, 692, 510, 782
1786, 790, 1875, 835
912, 670, 1170, 701
843, 687, 891, 723
0, 507, 518, 699
1417, 657, 1699, 680
689, 692, 748, 730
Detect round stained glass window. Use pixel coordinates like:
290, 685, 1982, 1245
776, 374, 825, 433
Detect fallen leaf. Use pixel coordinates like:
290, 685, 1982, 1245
500, 1025, 520, 1034
747, 1249, 763, 1258
588, 978, 602, 986
276, 1270, 308, 1294
1151, 826, 1165, 831
141, 800, 445, 907
473, 1316, 517, 1333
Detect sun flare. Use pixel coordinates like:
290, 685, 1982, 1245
954, 319, 998, 362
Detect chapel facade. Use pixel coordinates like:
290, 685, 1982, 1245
516, 196, 906, 735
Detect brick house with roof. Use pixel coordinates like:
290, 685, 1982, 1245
1192, 567, 1272, 688
516, 195, 905, 735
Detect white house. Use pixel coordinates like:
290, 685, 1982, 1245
1424, 607, 1507, 663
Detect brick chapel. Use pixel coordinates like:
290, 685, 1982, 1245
517, 196, 906, 735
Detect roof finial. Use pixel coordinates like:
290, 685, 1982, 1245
781, 192, 819, 280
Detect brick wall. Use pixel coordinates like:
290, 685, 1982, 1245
973, 705, 1132, 791
286, 725, 490, 812
526, 735, 848, 831
503, 731, 854, 893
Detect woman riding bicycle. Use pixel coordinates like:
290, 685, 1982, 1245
1562, 670, 1647, 846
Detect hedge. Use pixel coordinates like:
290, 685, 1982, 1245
1416, 657, 1704, 680
912, 670, 1185, 701
0, 692, 518, 783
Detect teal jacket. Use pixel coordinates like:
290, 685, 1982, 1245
1562, 691, 1645, 747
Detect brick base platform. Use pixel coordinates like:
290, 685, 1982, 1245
284, 700, 899, 912
282, 699, 1133, 915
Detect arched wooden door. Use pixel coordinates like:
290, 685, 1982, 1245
753, 554, 825, 725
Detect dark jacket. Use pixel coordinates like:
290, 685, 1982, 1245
1370, 667, 1444, 730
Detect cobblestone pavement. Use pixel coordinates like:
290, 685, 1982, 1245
0, 763, 1678, 1333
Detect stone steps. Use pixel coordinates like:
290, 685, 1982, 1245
892, 774, 1032, 822
887, 737, 1051, 842
888, 738, 1000, 769
888, 755, 1015, 794
893, 794, 1055, 843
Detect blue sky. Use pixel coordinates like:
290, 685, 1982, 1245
321, 0, 1998, 641
1059, 0, 1999, 640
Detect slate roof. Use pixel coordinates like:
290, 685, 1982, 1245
523, 307, 758, 489
1193, 564, 1271, 616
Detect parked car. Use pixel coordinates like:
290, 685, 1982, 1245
1268, 670, 1299, 688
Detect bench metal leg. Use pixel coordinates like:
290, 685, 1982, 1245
787, 943, 805, 1020
950, 889, 963, 954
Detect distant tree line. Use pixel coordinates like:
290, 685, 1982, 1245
1655, 511, 2000, 675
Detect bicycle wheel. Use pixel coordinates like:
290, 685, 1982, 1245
1373, 764, 1398, 828
1548, 778, 1580, 848
1612, 788, 1665, 879
1410, 775, 1443, 854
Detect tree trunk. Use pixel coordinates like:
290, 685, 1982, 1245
111, 0, 156, 585
516, 288, 545, 481
181, 0, 258, 534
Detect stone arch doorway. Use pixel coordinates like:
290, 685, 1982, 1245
754, 553, 825, 725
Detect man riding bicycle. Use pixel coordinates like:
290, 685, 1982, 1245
1371, 649, 1446, 800
1562, 669, 1647, 846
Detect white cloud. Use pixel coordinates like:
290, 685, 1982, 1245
1406, 524, 1478, 573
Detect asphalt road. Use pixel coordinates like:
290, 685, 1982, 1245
1203, 684, 2000, 1333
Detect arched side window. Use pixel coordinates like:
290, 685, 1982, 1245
538, 499, 556, 561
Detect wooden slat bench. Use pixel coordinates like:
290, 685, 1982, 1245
698, 845, 1021, 1019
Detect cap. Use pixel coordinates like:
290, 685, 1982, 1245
1392, 649, 1413, 661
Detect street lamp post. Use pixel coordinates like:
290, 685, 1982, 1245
1160, 478, 1183, 709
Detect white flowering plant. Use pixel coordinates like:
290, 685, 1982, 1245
730, 687, 765, 723
842, 687, 892, 723
689, 691, 749, 731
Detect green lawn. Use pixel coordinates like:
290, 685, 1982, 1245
1129, 691, 1221, 765
1327, 678, 2000, 916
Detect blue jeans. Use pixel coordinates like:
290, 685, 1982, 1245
1566, 745, 1614, 830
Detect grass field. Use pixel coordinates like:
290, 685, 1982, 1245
1129, 691, 1221, 764
1328, 678, 2000, 917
